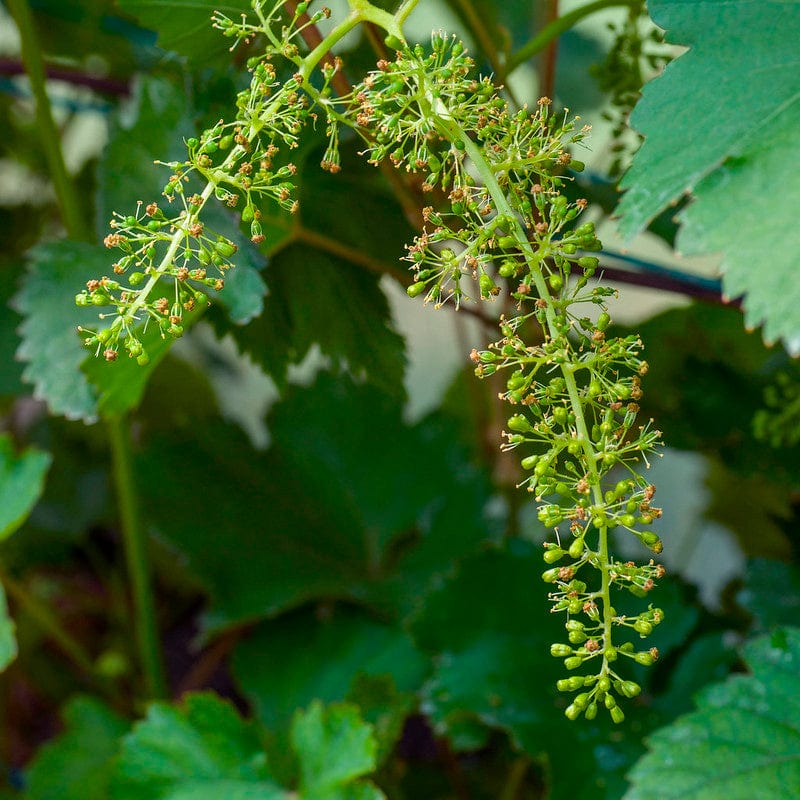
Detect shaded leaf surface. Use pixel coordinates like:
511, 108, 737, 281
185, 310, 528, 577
410, 541, 565, 753
224, 137, 411, 395
619, 304, 800, 484
232, 606, 424, 777
739, 560, 800, 633
117, 0, 251, 64
140, 373, 490, 629
617, 0, 800, 348
626, 628, 800, 799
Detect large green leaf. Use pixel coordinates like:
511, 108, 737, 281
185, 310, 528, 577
626, 628, 800, 799
111, 693, 280, 800
291, 701, 383, 800
0, 434, 51, 540
13, 242, 103, 421
117, 0, 251, 64
26, 696, 129, 800
12, 241, 185, 421
617, 0, 800, 348
163, 782, 285, 800
140, 373, 490, 629
223, 136, 411, 396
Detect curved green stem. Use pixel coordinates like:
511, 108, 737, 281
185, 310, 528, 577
506, 0, 641, 76
6, 0, 90, 241
108, 416, 167, 699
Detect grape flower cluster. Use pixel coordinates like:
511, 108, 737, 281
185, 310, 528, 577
352, 32, 666, 722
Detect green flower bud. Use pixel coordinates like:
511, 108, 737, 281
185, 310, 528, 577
550, 643, 573, 658
620, 681, 641, 698
543, 547, 566, 564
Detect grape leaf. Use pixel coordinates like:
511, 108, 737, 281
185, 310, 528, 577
617, 0, 800, 349
0, 433, 51, 540
117, 0, 251, 64
291, 701, 383, 800
222, 136, 411, 397
626, 628, 800, 800
111, 693, 280, 800
13, 242, 103, 421
80, 319, 194, 418
139, 373, 490, 630
25, 697, 129, 800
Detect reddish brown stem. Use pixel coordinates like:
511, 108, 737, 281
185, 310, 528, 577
540, 0, 560, 100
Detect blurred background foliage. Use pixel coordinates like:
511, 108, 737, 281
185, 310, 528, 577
1, 0, 800, 797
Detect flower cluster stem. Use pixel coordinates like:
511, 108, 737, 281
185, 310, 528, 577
435, 103, 616, 677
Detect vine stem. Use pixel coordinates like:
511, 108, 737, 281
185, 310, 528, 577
506, 0, 641, 75
108, 416, 167, 699
5, 0, 91, 242
539, 0, 560, 102
427, 92, 615, 676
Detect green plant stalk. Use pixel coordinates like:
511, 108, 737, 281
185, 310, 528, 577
5, 0, 90, 241
506, 0, 641, 75
428, 97, 615, 676
108, 415, 167, 699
